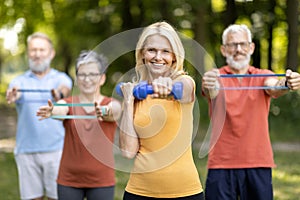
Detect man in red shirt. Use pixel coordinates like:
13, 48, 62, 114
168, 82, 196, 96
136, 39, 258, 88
202, 24, 300, 200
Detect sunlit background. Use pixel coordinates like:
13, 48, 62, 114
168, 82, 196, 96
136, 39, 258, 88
0, 1, 300, 199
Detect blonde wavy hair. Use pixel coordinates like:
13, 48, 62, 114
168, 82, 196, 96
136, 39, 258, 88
135, 21, 186, 82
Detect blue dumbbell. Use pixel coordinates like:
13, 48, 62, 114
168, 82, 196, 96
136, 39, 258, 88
116, 81, 183, 100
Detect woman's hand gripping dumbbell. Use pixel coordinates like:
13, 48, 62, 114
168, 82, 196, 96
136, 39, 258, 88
116, 81, 183, 100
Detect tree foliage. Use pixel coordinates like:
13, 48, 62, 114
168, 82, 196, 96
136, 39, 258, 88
0, 0, 299, 85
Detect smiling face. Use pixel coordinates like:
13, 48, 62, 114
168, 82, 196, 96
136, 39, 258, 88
27, 37, 55, 73
76, 62, 105, 94
221, 30, 255, 73
142, 35, 175, 79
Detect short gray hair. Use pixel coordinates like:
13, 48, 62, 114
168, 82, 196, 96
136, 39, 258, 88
222, 24, 252, 45
75, 50, 108, 74
27, 32, 53, 49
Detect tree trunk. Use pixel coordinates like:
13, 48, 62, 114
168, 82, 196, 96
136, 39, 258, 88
193, 1, 208, 75
60, 41, 72, 78
252, 38, 261, 68
224, 0, 238, 27
137, 0, 145, 26
121, 0, 133, 29
286, 0, 299, 71
159, 0, 172, 24
267, 0, 275, 70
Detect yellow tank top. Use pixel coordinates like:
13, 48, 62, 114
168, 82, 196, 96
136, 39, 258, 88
125, 81, 203, 198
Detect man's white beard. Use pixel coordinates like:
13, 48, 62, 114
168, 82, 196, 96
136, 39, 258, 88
29, 58, 51, 73
226, 54, 251, 70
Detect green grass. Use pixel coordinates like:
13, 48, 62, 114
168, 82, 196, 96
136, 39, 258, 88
273, 151, 300, 200
115, 171, 130, 200
1, 94, 300, 199
0, 153, 19, 199
1, 150, 300, 200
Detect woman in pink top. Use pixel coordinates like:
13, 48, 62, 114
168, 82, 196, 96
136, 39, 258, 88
37, 50, 122, 200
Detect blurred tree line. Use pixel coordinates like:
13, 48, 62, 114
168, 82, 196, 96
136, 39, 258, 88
1, 0, 299, 78
0, 0, 300, 137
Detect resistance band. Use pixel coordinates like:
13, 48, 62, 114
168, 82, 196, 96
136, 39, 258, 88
53, 103, 94, 107
51, 115, 97, 119
218, 73, 288, 90
15, 89, 52, 103
17, 89, 52, 92
14, 89, 51, 103
219, 73, 285, 78
16, 100, 49, 103
217, 86, 288, 90
51, 103, 106, 119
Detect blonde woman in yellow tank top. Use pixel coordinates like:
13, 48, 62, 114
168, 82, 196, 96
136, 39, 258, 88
119, 21, 204, 200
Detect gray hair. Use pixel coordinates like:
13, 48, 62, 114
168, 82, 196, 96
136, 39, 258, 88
222, 24, 252, 45
27, 32, 53, 49
75, 50, 108, 74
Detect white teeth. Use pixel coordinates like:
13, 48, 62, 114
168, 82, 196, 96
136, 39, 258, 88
152, 63, 164, 66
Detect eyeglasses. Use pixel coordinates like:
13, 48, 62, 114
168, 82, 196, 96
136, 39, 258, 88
224, 42, 251, 50
77, 73, 102, 81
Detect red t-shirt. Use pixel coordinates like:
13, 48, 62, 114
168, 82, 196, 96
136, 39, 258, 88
57, 96, 117, 187
204, 66, 276, 169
